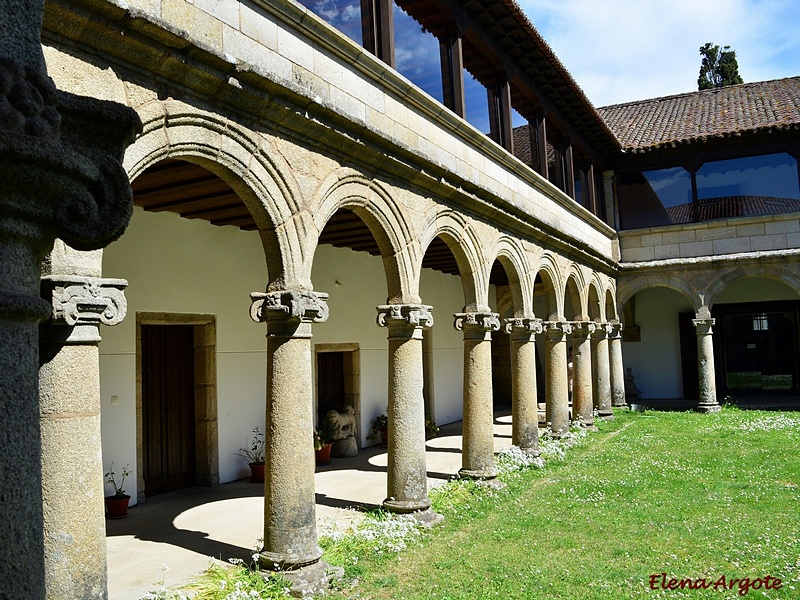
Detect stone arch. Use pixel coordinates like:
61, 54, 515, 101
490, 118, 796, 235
564, 266, 586, 320
618, 275, 701, 314
704, 264, 800, 308
418, 209, 485, 310
604, 287, 617, 322
124, 100, 303, 289
308, 169, 416, 303
587, 278, 603, 321
534, 252, 562, 320
486, 235, 532, 318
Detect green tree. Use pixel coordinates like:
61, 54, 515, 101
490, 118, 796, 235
698, 42, 744, 90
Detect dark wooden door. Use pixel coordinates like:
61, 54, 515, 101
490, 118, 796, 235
317, 352, 344, 418
679, 312, 699, 400
142, 325, 196, 496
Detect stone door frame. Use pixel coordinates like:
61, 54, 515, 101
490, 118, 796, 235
313, 342, 361, 448
135, 312, 219, 503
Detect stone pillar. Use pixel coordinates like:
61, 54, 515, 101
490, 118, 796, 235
250, 290, 329, 569
693, 317, 721, 413
609, 323, 627, 408
570, 321, 595, 427
544, 321, 571, 436
592, 323, 614, 420
505, 317, 543, 454
376, 304, 440, 523
454, 312, 501, 479
39, 274, 126, 599
0, 5, 139, 595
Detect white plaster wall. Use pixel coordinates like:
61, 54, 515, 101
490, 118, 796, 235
626, 287, 694, 399
100, 207, 467, 500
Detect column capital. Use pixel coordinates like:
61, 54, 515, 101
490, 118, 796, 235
570, 321, 596, 338
608, 322, 624, 339
40, 275, 127, 344
692, 318, 715, 335
503, 317, 543, 335
250, 290, 330, 325
454, 312, 501, 333
376, 304, 433, 329
591, 322, 613, 339
544, 320, 572, 341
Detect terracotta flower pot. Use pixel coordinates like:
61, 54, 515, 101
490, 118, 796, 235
315, 443, 333, 466
105, 495, 130, 519
249, 462, 265, 483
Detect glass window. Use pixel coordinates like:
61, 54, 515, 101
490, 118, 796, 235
393, 3, 443, 103
618, 167, 692, 229
296, 0, 362, 46
463, 70, 489, 134
696, 153, 800, 219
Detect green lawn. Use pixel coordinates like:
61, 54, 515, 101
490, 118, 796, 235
324, 409, 800, 600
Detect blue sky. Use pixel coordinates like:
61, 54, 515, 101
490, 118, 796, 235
517, 0, 800, 107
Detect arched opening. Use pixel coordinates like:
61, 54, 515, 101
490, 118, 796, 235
102, 158, 273, 503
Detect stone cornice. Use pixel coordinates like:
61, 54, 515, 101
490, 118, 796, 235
619, 248, 800, 271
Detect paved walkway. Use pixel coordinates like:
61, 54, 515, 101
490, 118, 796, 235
107, 413, 518, 599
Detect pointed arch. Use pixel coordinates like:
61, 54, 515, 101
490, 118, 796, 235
486, 235, 533, 318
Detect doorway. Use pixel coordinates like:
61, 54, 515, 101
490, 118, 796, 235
314, 343, 360, 445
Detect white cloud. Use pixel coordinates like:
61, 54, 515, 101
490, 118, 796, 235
516, 0, 800, 106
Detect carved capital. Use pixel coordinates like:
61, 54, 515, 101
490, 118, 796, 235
570, 321, 596, 339
250, 290, 329, 325
544, 320, 572, 341
41, 276, 127, 327
692, 318, 715, 335
503, 317, 543, 335
453, 312, 501, 332
608, 322, 624, 339
591, 322, 613, 339
376, 304, 434, 329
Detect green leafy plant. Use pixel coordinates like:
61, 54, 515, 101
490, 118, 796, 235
235, 426, 265, 464
425, 416, 439, 439
367, 412, 389, 442
315, 416, 338, 450
104, 462, 131, 498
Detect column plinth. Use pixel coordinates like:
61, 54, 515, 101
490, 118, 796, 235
609, 323, 627, 408
505, 318, 543, 454
455, 312, 501, 480
251, 290, 329, 569
592, 323, 614, 420
545, 321, 571, 436
693, 317, 721, 413
377, 305, 441, 522
571, 321, 595, 427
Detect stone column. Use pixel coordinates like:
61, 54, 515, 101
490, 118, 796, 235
592, 323, 614, 420
693, 317, 721, 413
544, 321, 571, 436
609, 323, 627, 408
571, 321, 595, 427
454, 312, 501, 479
250, 290, 329, 570
376, 304, 441, 523
39, 275, 126, 599
505, 317, 543, 454
0, 5, 139, 595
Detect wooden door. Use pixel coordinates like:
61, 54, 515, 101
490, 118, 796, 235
142, 325, 196, 496
317, 351, 344, 418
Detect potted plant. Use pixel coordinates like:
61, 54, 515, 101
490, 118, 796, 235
314, 416, 337, 466
367, 412, 389, 446
425, 415, 439, 439
236, 426, 265, 483
104, 463, 132, 519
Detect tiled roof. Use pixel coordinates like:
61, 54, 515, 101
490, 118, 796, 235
597, 77, 800, 152
665, 195, 800, 223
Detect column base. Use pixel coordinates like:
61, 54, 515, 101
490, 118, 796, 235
598, 411, 615, 421
383, 497, 431, 514
257, 545, 323, 571
694, 402, 721, 414
267, 559, 345, 598
612, 400, 629, 408
458, 467, 499, 481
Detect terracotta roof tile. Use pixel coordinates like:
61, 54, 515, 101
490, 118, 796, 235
597, 77, 800, 152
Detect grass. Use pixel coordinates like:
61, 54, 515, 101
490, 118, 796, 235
322, 409, 800, 599
144, 408, 800, 599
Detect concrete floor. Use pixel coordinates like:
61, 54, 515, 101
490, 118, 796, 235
106, 414, 517, 600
